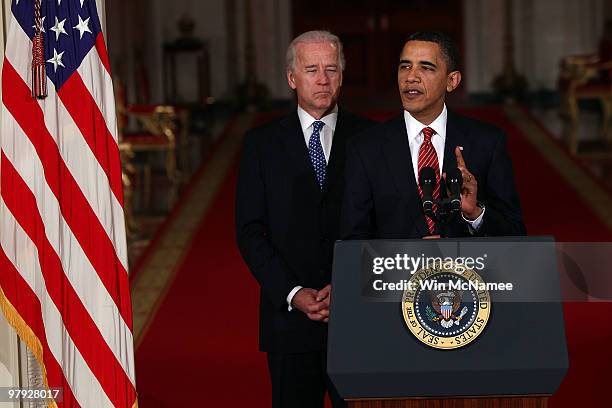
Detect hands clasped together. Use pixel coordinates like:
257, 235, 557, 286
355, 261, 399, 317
291, 284, 331, 323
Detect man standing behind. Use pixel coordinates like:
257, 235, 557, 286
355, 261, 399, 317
341, 31, 525, 239
236, 31, 374, 408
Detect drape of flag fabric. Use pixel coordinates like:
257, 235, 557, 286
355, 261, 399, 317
0, 1, 137, 407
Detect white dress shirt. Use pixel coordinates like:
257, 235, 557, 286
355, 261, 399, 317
404, 106, 447, 178
298, 105, 338, 164
404, 105, 484, 232
287, 105, 339, 311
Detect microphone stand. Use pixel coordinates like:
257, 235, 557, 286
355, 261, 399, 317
422, 169, 463, 238
428, 197, 461, 238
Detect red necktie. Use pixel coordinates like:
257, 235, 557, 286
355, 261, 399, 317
417, 127, 441, 234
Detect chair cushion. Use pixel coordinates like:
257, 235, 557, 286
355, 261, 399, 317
127, 104, 158, 114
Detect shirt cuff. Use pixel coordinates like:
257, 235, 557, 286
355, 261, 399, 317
462, 206, 485, 233
287, 286, 303, 311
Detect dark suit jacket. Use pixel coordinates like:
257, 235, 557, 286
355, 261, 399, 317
341, 110, 526, 239
236, 109, 376, 353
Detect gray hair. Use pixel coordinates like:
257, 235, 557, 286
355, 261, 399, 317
286, 30, 345, 72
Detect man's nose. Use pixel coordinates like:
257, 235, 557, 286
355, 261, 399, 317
403, 68, 419, 83
316, 70, 330, 84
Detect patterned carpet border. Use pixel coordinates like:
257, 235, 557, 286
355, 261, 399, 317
130, 113, 255, 347
504, 105, 612, 230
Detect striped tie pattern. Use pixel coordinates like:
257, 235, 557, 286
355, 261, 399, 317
417, 127, 441, 234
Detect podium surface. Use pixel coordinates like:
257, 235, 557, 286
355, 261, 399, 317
327, 237, 568, 402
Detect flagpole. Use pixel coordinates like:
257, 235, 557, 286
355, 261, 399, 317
1, 0, 8, 43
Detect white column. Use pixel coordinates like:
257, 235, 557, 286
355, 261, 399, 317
463, 0, 504, 94
463, 0, 606, 93
249, 0, 292, 98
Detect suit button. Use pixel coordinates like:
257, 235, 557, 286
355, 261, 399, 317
321, 236, 328, 243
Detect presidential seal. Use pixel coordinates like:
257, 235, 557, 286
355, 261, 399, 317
401, 260, 491, 350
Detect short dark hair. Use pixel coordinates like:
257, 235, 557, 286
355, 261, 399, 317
405, 31, 460, 72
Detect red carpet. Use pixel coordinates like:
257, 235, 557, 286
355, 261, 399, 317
135, 107, 611, 407
135, 163, 271, 407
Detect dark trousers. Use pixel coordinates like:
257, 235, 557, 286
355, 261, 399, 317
267, 351, 346, 408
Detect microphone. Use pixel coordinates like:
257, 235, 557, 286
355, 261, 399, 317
446, 168, 463, 212
419, 167, 436, 214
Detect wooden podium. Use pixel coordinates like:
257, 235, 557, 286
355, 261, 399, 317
346, 396, 548, 408
328, 238, 568, 406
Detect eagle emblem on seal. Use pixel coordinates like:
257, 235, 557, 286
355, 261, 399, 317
427, 289, 469, 328
402, 263, 491, 349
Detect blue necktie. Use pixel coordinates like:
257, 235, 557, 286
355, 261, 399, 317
308, 121, 326, 189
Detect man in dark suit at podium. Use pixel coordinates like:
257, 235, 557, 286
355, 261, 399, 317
341, 31, 526, 240
236, 31, 375, 408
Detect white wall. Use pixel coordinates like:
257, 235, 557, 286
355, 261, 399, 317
464, 0, 605, 93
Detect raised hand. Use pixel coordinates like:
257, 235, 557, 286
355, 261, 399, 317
455, 146, 482, 220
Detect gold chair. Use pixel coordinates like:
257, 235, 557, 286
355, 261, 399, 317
118, 141, 138, 237
559, 55, 612, 154
115, 80, 186, 211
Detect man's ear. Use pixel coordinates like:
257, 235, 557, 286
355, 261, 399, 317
287, 70, 297, 90
446, 71, 462, 92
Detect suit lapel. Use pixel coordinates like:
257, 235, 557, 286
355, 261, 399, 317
382, 114, 429, 236
323, 109, 349, 196
280, 112, 322, 198
442, 110, 470, 195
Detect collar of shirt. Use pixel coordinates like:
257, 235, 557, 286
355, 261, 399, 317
297, 105, 338, 163
404, 105, 448, 180
403, 104, 447, 144
298, 105, 338, 133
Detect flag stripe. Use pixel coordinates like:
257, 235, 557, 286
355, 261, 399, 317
2, 61, 133, 328
77, 38, 119, 142
59, 72, 124, 204
0, 154, 135, 407
45, 85, 128, 266
1, 111, 135, 381
0, 229, 110, 408
4, 19, 127, 267
2, 2, 136, 406
0, 231, 84, 408
94, 33, 112, 77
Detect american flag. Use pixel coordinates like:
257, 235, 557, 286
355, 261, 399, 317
0, 1, 137, 407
